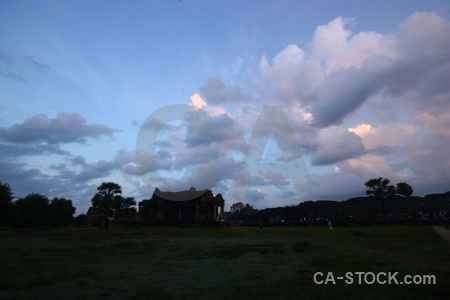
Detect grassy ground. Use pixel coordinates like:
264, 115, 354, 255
0, 225, 449, 299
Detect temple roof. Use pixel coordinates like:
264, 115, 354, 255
153, 187, 211, 201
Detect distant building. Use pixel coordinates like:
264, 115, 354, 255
138, 187, 225, 226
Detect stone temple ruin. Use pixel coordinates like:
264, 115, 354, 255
138, 187, 225, 226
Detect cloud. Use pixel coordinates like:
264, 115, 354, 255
237, 11, 450, 202
190, 93, 207, 109
187, 112, 245, 147
256, 12, 450, 129
199, 77, 249, 105
1, 51, 50, 82
3, 11, 450, 214
308, 170, 366, 201
0, 112, 119, 145
245, 189, 267, 202
312, 126, 365, 165
0, 142, 69, 158
349, 123, 417, 150
264, 171, 290, 188
0, 70, 26, 82
26, 57, 49, 71
157, 157, 244, 193
0, 113, 124, 212
0, 158, 96, 213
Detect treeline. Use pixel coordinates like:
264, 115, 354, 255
226, 178, 450, 225
0, 182, 77, 228
226, 192, 450, 225
0, 181, 136, 228
2, 177, 449, 228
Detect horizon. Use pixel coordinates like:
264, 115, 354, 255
1, 0, 450, 215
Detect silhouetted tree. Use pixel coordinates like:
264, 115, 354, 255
90, 182, 122, 228
49, 197, 76, 227
89, 182, 137, 227
230, 202, 244, 215
15, 193, 50, 227
113, 196, 136, 226
396, 182, 414, 214
396, 182, 413, 198
73, 214, 89, 227
364, 177, 395, 218
227, 202, 259, 221
0, 182, 15, 226
239, 203, 259, 221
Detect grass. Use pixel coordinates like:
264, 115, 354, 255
0, 225, 449, 299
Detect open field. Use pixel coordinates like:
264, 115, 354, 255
1, 225, 449, 299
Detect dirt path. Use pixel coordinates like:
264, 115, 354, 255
432, 226, 450, 243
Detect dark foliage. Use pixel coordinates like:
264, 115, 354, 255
88, 182, 136, 227
49, 197, 76, 227
0, 182, 15, 225
0, 182, 76, 228
15, 193, 50, 227
73, 214, 89, 227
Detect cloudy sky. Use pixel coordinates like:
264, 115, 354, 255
1, 0, 449, 214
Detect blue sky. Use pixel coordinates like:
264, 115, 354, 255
1, 0, 449, 214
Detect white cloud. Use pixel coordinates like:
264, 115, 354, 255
349, 123, 417, 149
190, 93, 207, 109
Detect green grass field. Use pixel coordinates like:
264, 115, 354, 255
1, 225, 449, 299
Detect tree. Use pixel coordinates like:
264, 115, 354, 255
230, 202, 244, 217
113, 196, 136, 226
239, 203, 258, 220
396, 182, 414, 214
0, 182, 14, 226
364, 177, 395, 218
396, 182, 413, 198
73, 214, 89, 227
90, 182, 123, 228
15, 193, 50, 227
49, 197, 76, 227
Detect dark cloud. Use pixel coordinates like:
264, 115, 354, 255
264, 171, 290, 188
0, 112, 119, 145
308, 171, 366, 201
0, 70, 26, 82
233, 170, 266, 187
26, 57, 49, 71
157, 157, 244, 193
184, 111, 246, 149
0, 159, 96, 213
199, 77, 249, 105
121, 149, 172, 176
1, 51, 50, 82
0, 142, 69, 158
71, 160, 116, 182
311, 67, 383, 127
244, 106, 304, 161
311, 126, 365, 165
245, 190, 267, 202
70, 155, 86, 166
140, 118, 169, 131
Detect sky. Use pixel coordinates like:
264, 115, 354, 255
1, 0, 450, 215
